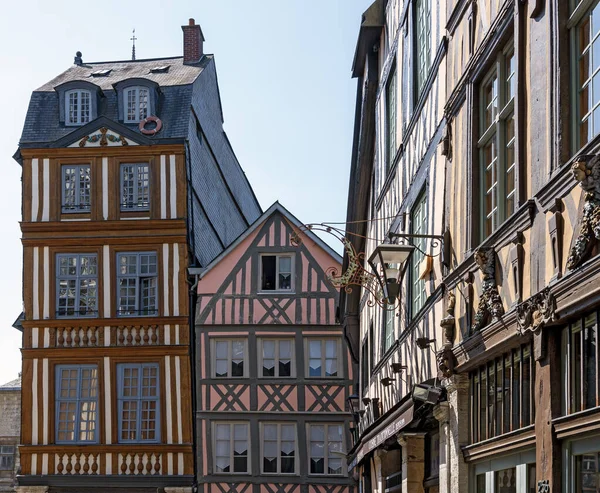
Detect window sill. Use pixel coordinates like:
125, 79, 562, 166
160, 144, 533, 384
462, 425, 535, 463
257, 290, 295, 295
553, 406, 600, 440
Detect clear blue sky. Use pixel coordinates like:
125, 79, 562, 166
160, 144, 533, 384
0, 0, 373, 383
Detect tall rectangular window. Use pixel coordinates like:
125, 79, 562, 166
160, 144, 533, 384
214, 422, 249, 474
308, 424, 344, 475
469, 343, 533, 444
479, 43, 516, 239
386, 65, 397, 170
124, 86, 150, 123
261, 423, 297, 474
415, 0, 431, 96
120, 163, 150, 211
56, 253, 98, 317
573, 2, 600, 149
62, 165, 91, 213
116, 252, 157, 316
411, 192, 427, 317
361, 338, 369, 394
575, 453, 600, 493
260, 254, 293, 291
55, 365, 98, 444
260, 339, 294, 378
117, 363, 160, 443
383, 306, 395, 353
66, 89, 91, 126
307, 339, 340, 378
213, 339, 247, 378
0, 446, 15, 470
563, 310, 599, 414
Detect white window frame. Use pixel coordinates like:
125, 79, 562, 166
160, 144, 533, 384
470, 450, 536, 493
259, 253, 294, 292
477, 41, 516, 240
386, 64, 397, 172
120, 163, 150, 211
260, 422, 298, 475
570, 0, 600, 151
414, 0, 432, 97
65, 89, 91, 126
124, 86, 151, 123
211, 339, 248, 379
212, 421, 250, 474
258, 338, 295, 378
305, 338, 342, 379
61, 164, 91, 213
307, 423, 346, 476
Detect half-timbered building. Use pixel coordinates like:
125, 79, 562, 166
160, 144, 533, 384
14, 19, 261, 493
190, 203, 356, 493
344, 0, 600, 493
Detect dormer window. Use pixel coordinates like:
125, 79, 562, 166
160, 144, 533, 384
65, 89, 91, 126
124, 86, 150, 123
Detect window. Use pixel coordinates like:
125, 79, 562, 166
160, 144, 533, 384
308, 424, 344, 475
261, 423, 297, 474
476, 463, 536, 493
573, 1, 600, 149
479, 43, 516, 239
411, 192, 427, 316
117, 363, 160, 443
214, 422, 249, 474
124, 86, 150, 123
65, 89, 91, 126
62, 165, 91, 213
0, 446, 15, 470
361, 337, 369, 394
116, 252, 157, 316
383, 306, 395, 353
213, 339, 247, 378
562, 310, 599, 414
55, 365, 98, 443
120, 163, 150, 211
260, 339, 294, 378
56, 254, 98, 317
386, 65, 397, 171
260, 254, 293, 291
576, 453, 600, 493
307, 339, 340, 378
415, 0, 431, 96
469, 343, 533, 444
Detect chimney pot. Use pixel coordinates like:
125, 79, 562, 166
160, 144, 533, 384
182, 19, 204, 64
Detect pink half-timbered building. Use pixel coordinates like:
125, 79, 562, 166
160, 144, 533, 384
190, 203, 356, 493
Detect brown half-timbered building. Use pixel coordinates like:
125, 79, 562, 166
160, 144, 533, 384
190, 203, 356, 493
14, 19, 261, 493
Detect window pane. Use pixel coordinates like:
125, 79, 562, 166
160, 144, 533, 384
494, 467, 517, 493
262, 256, 276, 290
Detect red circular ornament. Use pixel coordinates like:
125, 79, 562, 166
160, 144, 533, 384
139, 116, 162, 135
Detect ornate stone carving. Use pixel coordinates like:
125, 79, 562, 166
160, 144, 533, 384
471, 248, 504, 332
436, 347, 456, 379
567, 154, 600, 269
516, 287, 557, 336
438, 290, 457, 378
440, 291, 456, 345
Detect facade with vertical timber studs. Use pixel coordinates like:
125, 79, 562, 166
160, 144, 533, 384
14, 18, 261, 493
344, 0, 600, 493
190, 203, 356, 493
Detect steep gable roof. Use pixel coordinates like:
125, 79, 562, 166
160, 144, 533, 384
190, 201, 342, 278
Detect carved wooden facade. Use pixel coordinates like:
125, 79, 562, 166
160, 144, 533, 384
193, 204, 355, 493
345, 0, 600, 492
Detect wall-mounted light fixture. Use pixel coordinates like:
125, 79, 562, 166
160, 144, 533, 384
412, 383, 443, 405
390, 362, 408, 373
381, 377, 394, 387
416, 337, 435, 350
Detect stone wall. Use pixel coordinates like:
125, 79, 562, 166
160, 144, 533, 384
0, 380, 21, 493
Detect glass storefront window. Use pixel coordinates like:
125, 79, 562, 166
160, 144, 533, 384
495, 467, 517, 493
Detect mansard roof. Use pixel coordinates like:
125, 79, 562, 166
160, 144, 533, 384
19, 55, 213, 146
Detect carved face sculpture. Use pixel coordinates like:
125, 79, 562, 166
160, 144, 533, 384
572, 160, 589, 182
474, 249, 487, 268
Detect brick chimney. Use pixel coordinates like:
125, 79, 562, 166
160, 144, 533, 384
182, 18, 204, 64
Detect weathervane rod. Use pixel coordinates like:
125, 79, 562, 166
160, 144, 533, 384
130, 28, 137, 61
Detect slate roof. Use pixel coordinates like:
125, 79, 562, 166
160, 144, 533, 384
36, 56, 206, 91
19, 56, 212, 145
0, 376, 21, 390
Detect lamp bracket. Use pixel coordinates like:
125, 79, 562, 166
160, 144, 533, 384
388, 232, 445, 258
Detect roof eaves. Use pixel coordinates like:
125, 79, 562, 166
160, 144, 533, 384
351, 0, 385, 78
